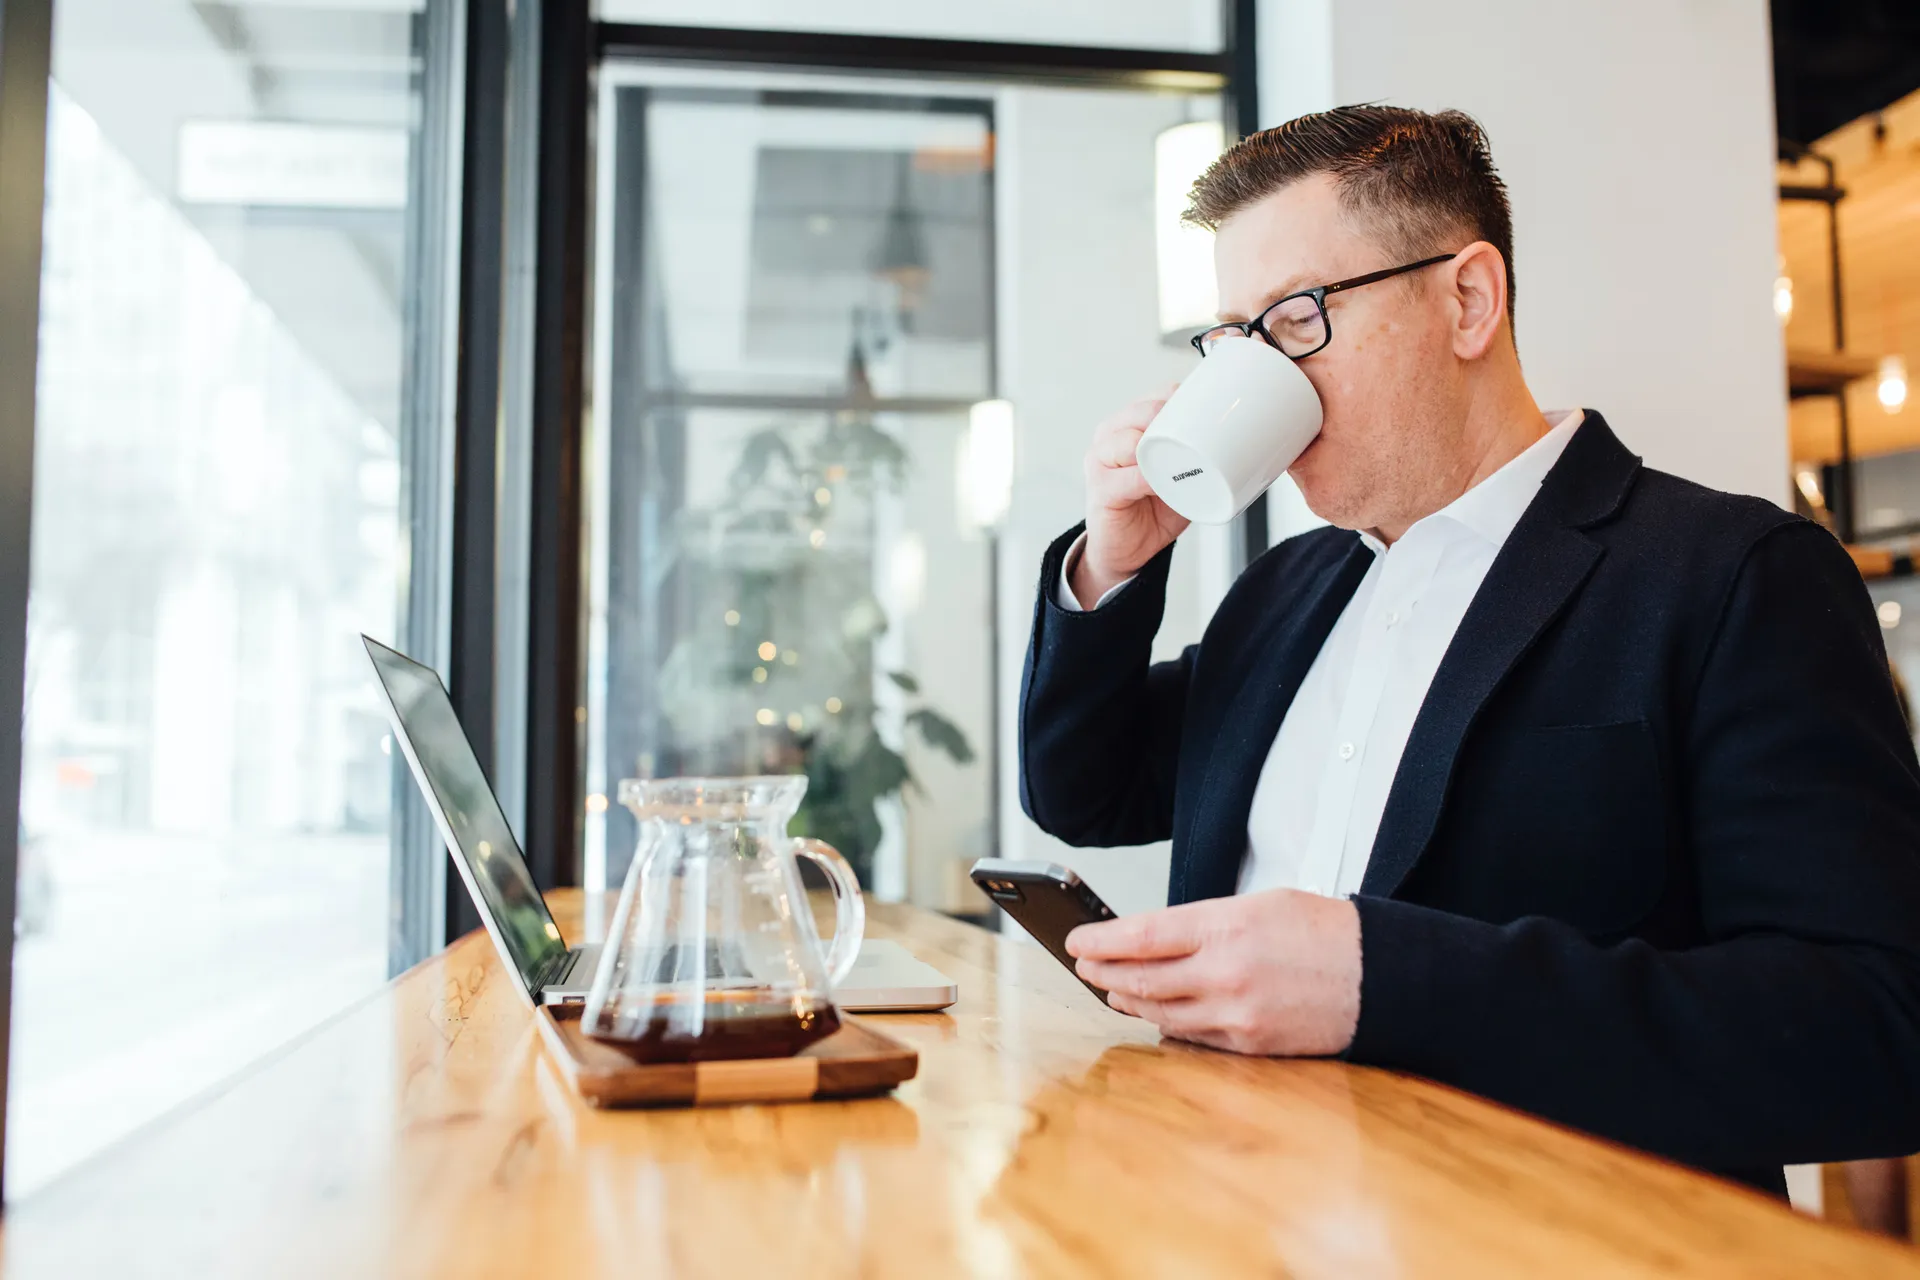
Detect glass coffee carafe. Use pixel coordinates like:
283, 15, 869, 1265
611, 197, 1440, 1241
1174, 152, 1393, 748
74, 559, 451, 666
582, 776, 865, 1063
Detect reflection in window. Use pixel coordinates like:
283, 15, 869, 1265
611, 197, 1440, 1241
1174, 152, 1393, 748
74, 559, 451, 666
12, 85, 398, 1197
586, 82, 995, 900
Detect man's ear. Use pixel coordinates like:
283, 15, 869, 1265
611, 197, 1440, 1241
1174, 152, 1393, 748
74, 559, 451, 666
1447, 240, 1508, 360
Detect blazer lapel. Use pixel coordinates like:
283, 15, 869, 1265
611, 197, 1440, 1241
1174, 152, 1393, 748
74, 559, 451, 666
1176, 538, 1374, 903
1359, 413, 1639, 899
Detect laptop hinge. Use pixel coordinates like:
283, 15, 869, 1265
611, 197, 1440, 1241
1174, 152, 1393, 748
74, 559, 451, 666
530, 949, 572, 992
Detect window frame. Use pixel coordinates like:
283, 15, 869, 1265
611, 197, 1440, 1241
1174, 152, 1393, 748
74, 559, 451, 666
0, 0, 56, 1205
543, 4, 1257, 895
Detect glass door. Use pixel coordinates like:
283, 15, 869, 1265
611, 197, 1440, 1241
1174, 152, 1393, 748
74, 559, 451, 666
585, 55, 1231, 919
585, 75, 997, 904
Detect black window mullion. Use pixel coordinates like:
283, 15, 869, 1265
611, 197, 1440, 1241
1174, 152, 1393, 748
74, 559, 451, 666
521, 0, 593, 892
1223, 0, 1267, 569
596, 22, 1229, 88
0, 0, 55, 1205
392, 0, 513, 968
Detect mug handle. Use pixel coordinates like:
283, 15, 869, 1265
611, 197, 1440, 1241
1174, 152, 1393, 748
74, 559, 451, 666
792, 838, 866, 988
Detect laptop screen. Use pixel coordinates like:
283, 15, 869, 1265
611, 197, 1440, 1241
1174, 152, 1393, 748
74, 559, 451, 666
362, 637, 566, 991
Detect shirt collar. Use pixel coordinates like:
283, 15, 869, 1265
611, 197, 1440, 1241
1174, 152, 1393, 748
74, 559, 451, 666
1359, 408, 1585, 555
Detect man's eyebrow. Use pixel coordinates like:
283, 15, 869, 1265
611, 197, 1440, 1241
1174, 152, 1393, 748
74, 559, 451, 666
1216, 271, 1321, 323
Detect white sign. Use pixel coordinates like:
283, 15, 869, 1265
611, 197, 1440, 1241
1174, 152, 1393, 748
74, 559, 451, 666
177, 120, 409, 210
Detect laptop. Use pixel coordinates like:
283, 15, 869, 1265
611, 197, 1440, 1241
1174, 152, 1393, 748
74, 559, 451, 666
363, 636, 958, 1012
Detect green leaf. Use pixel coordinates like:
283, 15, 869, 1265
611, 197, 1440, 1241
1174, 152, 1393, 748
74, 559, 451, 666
885, 670, 921, 694
841, 596, 889, 642
906, 708, 975, 764
732, 429, 796, 488
851, 734, 914, 799
835, 417, 911, 484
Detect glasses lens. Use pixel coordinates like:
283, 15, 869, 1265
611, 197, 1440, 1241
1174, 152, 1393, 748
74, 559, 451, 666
1194, 325, 1242, 356
1262, 295, 1327, 357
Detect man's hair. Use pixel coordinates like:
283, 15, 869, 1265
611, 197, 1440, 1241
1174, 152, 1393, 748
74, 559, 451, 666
1184, 105, 1517, 330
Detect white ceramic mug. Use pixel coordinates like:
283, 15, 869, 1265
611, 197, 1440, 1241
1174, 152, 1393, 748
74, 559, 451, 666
1134, 336, 1325, 524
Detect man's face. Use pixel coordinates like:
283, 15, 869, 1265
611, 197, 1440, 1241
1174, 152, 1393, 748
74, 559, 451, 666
1212, 174, 1470, 533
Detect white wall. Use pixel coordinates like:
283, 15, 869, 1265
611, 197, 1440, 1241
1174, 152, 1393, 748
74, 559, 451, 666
1257, 0, 1789, 511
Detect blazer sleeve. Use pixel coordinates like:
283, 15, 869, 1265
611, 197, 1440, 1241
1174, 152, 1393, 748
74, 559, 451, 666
1018, 523, 1193, 848
1346, 519, 1920, 1172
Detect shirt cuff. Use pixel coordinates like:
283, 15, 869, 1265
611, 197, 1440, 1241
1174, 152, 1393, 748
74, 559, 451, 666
1056, 532, 1137, 612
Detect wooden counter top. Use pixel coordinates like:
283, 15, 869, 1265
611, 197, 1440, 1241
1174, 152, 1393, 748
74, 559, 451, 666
3, 889, 1918, 1278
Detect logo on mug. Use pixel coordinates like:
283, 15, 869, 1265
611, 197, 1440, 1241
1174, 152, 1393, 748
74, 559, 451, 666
1171, 468, 1205, 482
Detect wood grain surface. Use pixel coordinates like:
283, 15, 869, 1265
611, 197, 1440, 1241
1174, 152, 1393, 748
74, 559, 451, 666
1, 890, 1916, 1279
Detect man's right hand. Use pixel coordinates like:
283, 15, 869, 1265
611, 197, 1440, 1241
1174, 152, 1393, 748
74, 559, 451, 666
1072, 389, 1192, 608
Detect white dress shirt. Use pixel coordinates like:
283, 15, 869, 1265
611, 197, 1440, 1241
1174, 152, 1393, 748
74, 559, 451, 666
1058, 409, 1585, 898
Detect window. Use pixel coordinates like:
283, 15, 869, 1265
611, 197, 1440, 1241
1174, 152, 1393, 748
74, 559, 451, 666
585, 79, 996, 901
10, 0, 455, 1196
586, 61, 1229, 918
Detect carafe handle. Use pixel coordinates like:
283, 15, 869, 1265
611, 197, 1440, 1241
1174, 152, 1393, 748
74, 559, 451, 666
792, 838, 865, 989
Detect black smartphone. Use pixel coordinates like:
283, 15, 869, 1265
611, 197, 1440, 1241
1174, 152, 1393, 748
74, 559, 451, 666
970, 859, 1117, 1000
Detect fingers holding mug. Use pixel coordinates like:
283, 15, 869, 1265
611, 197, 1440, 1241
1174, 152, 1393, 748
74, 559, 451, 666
1088, 457, 1155, 507
1087, 422, 1148, 473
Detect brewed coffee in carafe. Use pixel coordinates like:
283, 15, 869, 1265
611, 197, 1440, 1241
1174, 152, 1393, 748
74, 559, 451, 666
582, 776, 864, 1064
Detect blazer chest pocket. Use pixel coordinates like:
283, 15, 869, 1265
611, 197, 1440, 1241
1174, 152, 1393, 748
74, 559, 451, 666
1430, 719, 1668, 934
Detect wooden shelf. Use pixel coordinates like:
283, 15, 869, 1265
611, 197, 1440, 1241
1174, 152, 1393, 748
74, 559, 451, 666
1789, 349, 1883, 398
1847, 545, 1905, 580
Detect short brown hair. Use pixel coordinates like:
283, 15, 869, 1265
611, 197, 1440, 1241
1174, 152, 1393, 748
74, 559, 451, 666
1184, 105, 1517, 329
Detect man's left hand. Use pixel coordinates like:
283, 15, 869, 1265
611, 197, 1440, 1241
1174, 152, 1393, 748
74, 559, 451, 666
1066, 889, 1363, 1057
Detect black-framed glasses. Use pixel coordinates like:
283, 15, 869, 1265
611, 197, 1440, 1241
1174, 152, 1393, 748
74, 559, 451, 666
1191, 253, 1460, 360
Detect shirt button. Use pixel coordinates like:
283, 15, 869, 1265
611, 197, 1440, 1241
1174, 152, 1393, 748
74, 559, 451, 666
1385, 609, 1400, 627
1338, 742, 1355, 761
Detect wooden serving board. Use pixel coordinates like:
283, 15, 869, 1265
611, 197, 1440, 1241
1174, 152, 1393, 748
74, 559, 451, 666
535, 1004, 919, 1108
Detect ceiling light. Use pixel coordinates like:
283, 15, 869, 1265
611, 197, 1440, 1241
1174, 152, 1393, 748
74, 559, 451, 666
1879, 355, 1908, 412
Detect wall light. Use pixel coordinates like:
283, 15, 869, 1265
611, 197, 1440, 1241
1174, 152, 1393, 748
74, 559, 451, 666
1156, 120, 1225, 340
959, 399, 1016, 532
1879, 355, 1908, 413
890, 532, 928, 612
1793, 467, 1826, 512
1773, 273, 1794, 323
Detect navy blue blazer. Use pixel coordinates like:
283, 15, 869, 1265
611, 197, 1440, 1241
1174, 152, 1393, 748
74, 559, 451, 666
1018, 412, 1920, 1195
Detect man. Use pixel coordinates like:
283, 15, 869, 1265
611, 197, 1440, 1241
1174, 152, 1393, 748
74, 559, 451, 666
1018, 105, 1920, 1197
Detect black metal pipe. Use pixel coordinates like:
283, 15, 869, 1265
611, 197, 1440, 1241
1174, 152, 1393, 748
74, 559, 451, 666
1820, 151, 1850, 543
1837, 393, 1858, 544
1782, 139, 1854, 545
1777, 182, 1846, 203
